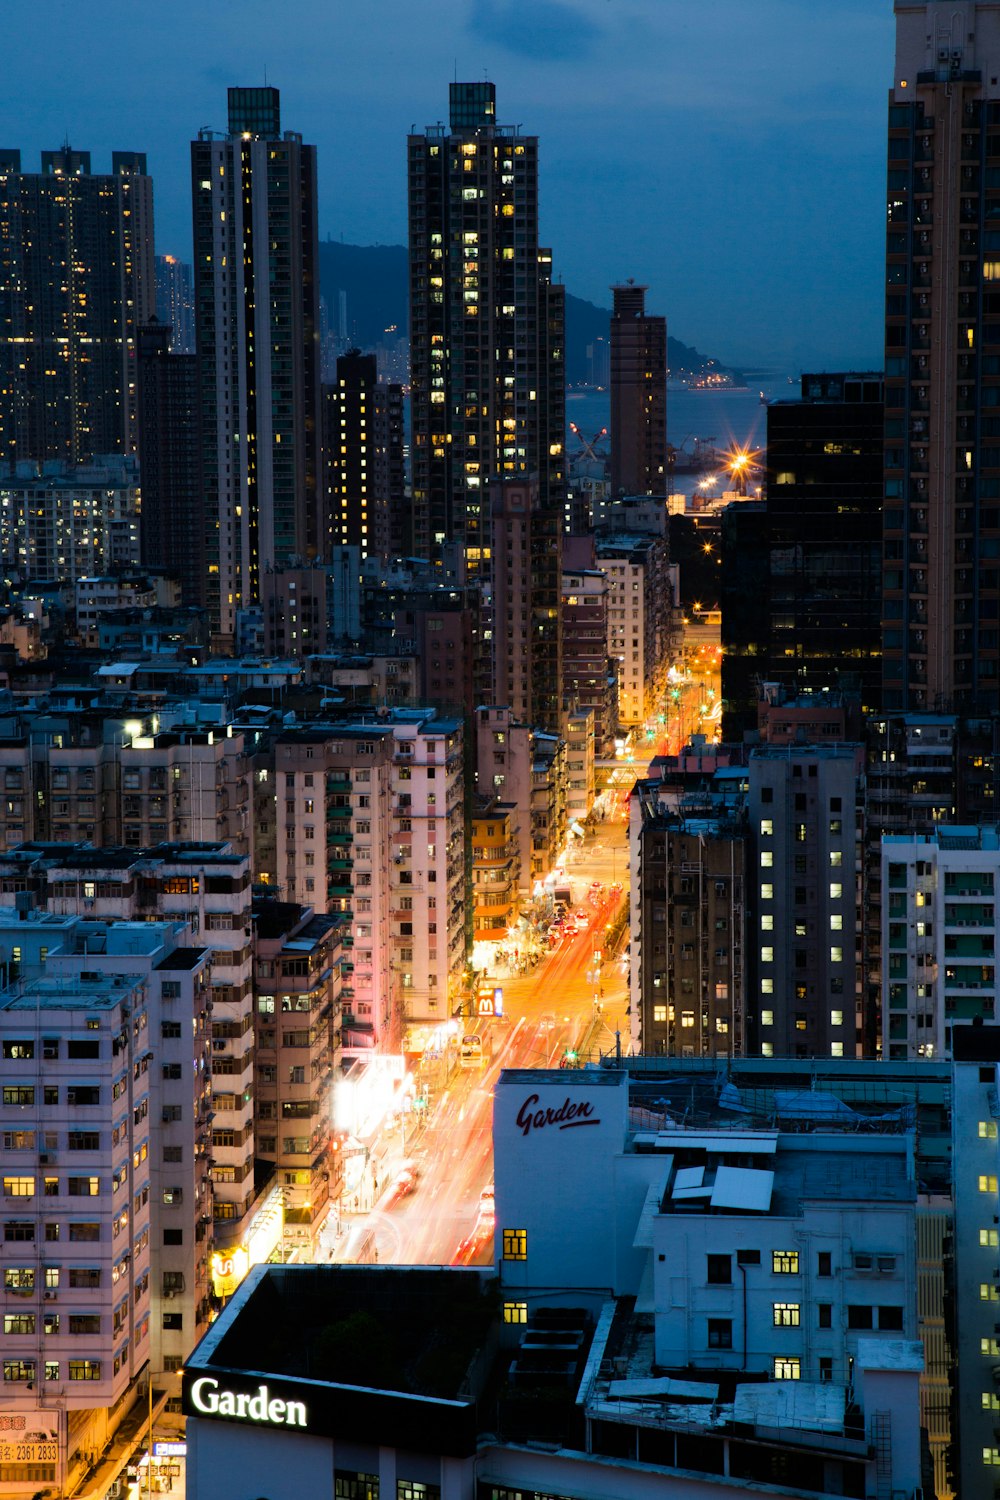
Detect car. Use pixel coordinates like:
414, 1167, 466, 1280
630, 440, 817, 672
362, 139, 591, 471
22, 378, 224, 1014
385, 1162, 416, 1206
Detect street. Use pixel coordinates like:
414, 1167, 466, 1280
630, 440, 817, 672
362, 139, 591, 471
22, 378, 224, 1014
331, 814, 631, 1268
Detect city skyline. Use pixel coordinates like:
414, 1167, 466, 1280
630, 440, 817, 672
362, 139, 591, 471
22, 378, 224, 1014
2, 0, 892, 370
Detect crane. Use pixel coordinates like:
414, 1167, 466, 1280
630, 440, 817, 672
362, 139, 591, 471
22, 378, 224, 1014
568, 423, 608, 471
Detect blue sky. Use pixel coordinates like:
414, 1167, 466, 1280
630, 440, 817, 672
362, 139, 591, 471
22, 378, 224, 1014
3, 0, 894, 369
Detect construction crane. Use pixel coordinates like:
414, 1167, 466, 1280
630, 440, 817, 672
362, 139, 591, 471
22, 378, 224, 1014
568, 424, 608, 471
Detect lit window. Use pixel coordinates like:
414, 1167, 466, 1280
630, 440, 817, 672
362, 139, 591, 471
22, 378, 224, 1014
773, 1250, 799, 1274
830, 852, 842, 867
982, 1339, 1000, 1356
761, 1042, 774, 1057
761, 915, 774, 931
773, 1302, 800, 1326
653, 1004, 667, 1023
830, 915, 843, 931
773, 1356, 801, 1380
830, 947, 843, 963
761, 1010, 774, 1027
981, 1229, 1000, 1247
502, 1228, 527, 1261
831, 1010, 843, 1027
829, 883, 842, 899
503, 1302, 527, 1324
761, 947, 774, 963
979, 1175, 998, 1194
981, 1284, 1000, 1302
760, 819, 773, 837
831, 1042, 844, 1057
761, 851, 773, 868
760, 883, 773, 900
980, 1122, 998, 1139
2, 1178, 34, 1198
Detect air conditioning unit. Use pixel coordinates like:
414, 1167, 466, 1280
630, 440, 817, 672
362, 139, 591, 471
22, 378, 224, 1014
43, 1291, 57, 1302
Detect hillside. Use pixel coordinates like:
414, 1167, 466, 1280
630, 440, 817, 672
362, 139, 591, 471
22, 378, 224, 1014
318, 239, 742, 385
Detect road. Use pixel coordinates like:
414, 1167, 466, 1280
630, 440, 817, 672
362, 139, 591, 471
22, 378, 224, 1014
320, 621, 719, 1270
333, 819, 631, 1268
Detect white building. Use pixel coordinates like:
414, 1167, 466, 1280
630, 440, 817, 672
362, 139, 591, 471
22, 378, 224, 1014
950, 1025, 1000, 1496
596, 533, 670, 727
0, 910, 213, 1499
180, 1068, 925, 1500
0, 457, 140, 583
25, 842, 256, 1241
882, 826, 1000, 1060
388, 714, 465, 1026
74, 572, 176, 643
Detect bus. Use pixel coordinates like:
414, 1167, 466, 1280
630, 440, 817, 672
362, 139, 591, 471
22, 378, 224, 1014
459, 1032, 493, 1069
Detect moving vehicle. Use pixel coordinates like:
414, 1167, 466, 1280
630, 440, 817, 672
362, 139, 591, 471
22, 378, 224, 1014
459, 1031, 493, 1068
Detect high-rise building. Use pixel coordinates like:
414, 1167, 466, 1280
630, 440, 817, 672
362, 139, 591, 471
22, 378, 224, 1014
883, 3, 1000, 710
748, 743, 866, 1060
764, 373, 884, 703
881, 825, 1000, 1060
721, 374, 883, 739
0, 147, 154, 465
609, 281, 667, 497
136, 320, 204, 607
0, 455, 141, 582
408, 81, 565, 565
155, 254, 196, 354
596, 531, 671, 727
321, 350, 404, 559
191, 87, 322, 646
489, 478, 562, 735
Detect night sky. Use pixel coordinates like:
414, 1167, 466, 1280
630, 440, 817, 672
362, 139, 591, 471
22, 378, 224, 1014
4, 0, 894, 370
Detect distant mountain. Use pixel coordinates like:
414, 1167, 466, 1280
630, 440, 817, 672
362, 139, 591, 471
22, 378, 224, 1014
318, 239, 742, 385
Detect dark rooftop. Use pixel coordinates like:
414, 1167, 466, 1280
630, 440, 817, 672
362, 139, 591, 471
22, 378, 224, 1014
155, 946, 209, 972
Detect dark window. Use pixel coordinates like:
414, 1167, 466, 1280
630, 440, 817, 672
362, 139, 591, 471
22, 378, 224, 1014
707, 1254, 731, 1284
707, 1318, 732, 1349
67, 1041, 100, 1060
847, 1305, 873, 1329
818, 1252, 832, 1276
162, 1313, 183, 1331
163, 1229, 183, 1246
818, 1303, 833, 1328
878, 1305, 904, 1330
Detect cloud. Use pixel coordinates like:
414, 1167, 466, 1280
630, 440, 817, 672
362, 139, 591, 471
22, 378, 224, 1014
467, 0, 602, 61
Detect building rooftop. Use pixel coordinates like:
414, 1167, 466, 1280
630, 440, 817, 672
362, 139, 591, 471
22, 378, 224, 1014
155, 946, 209, 972
1, 973, 143, 1011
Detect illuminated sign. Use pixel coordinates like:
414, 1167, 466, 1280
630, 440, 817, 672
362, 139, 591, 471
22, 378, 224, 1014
516, 1093, 599, 1139
189, 1377, 307, 1429
153, 1441, 187, 1457
0, 1410, 59, 1465
210, 1247, 249, 1299
477, 994, 494, 1016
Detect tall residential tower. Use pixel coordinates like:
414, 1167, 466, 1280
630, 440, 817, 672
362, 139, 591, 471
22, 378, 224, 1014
0, 148, 154, 465
191, 87, 322, 646
407, 82, 566, 567
883, 1, 1000, 709
609, 281, 667, 497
